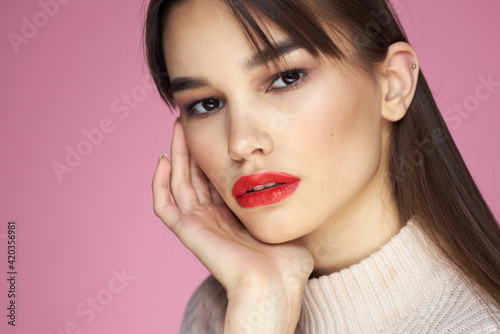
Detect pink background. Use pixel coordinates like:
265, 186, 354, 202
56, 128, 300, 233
0, 0, 499, 333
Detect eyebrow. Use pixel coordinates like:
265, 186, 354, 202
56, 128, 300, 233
170, 40, 303, 94
170, 77, 209, 95
242, 40, 303, 71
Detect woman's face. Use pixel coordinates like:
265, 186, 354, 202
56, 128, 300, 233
163, 0, 388, 244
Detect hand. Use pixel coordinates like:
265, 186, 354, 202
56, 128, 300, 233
152, 120, 314, 333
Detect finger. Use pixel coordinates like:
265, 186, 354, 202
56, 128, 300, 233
152, 153, 183, 234
189, 154, 212, 205
170, 121, 199, 213
208, 180, 226, 206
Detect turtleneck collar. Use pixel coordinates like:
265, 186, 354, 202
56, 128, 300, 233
297, 219, 456, 333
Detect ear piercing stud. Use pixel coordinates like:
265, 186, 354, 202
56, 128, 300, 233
411, 64, 417, 69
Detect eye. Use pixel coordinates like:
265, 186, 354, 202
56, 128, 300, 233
268, 70, 305, 91
188, 98, 225, 115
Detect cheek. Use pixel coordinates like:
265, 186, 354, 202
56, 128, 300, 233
289, 78, 381, 161
183, 124, 232, 192
332, 94, 381, 173
288, 77, 383, 197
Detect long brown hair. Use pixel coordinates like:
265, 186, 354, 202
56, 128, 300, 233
143, 0, 500, 308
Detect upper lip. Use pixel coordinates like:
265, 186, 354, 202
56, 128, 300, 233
232, 171, 300, 198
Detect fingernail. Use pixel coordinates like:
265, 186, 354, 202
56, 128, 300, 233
158, 153, 168, 161
175, 116, 180, 123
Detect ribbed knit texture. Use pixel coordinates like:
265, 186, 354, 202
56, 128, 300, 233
180, 220, 500, 333
297, 220, 499, 333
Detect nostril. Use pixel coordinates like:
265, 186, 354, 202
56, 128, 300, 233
227, 109, 275, 160
228, 132, 274, 162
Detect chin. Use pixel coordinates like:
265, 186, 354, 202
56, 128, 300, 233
240, 213, 310, 245
254, 233, 295, 245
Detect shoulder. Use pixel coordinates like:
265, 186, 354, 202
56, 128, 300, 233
180, 275, 228, 334
393, 275, 500, 333
435, 278, 500, 333
441, 279, 500, 333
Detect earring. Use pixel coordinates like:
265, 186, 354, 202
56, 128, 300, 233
411, 64, 417, 69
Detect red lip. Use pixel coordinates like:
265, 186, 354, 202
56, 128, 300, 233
232, 171, 300, 208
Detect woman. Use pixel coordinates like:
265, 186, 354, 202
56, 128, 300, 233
144, 0, 500, 332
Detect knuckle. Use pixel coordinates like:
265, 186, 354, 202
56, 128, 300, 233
153, 204, 161, 217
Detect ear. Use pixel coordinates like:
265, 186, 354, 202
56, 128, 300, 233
378, 42, 419, 122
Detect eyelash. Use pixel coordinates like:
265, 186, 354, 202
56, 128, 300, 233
183, 68, 307, 118
266, 68, 307, 93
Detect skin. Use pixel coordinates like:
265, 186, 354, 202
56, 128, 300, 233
152, 0, 419, 332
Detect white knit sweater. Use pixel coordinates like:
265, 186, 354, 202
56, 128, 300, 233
180, 220, 500, 333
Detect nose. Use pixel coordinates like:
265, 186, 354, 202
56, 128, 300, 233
227, 102, 275, 162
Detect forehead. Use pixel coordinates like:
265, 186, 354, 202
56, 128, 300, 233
162, 0, 251, 75
161, 0, 362, 80
164, 0, 232, 32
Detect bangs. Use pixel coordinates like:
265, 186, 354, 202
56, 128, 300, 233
224, 0, 345, 66
146, 0, 405, 106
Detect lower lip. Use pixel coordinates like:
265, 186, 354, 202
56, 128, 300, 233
236, 180, 300, 208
